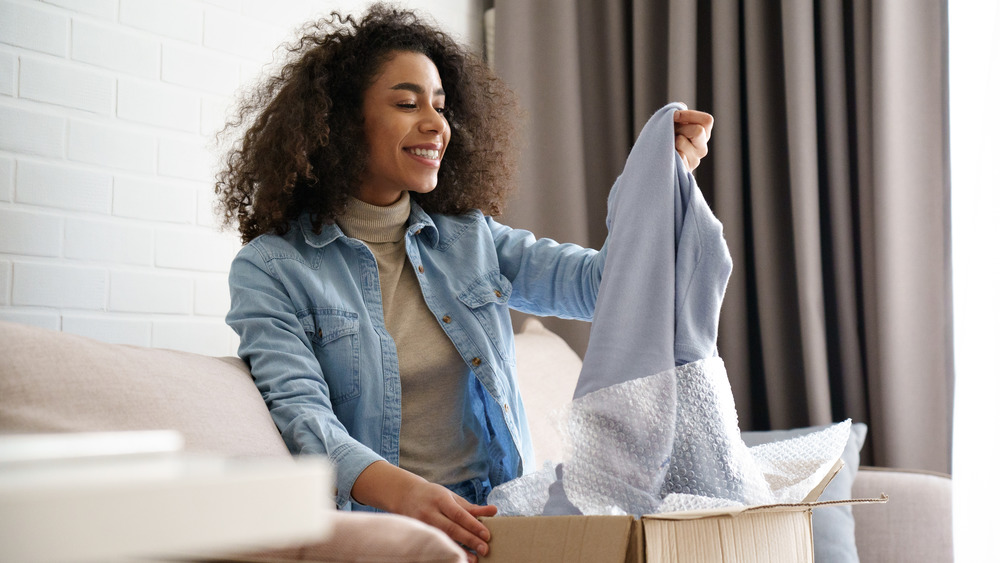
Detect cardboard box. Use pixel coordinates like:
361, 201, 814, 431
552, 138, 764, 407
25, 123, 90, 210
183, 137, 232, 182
481, 461, 888, 563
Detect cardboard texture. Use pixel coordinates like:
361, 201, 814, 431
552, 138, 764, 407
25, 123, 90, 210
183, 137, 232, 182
482, 515, 633, 562
481, 461, 888, 563
640, 506, 814, 563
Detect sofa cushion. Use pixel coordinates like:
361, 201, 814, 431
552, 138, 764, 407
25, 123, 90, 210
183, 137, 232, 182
742, 422, 868, 563
852, 467, 953, 563
0, 321, 289, 458
513, 318, 583, 470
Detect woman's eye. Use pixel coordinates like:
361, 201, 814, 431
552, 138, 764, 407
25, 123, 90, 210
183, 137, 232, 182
397, 103, 417, 109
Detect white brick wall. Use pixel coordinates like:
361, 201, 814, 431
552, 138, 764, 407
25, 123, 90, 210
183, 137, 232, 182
62, 313, 151, 345
203, 7, 281, 62
71, 19, 160, 78
0, 0, 480, 356
0, 308, 60, 329
0, 259, 10, 304
117, 78, 200, 132
194, 274, 229, 316
16, 158, 112, 212
157, 136, 213, 180
199, 96, 229, 137
195, 185, 217, 227
0, 207, 63, 256
113, 175, 196, 223
120, 0, 203, 44
20, 55, 115, 114
0, 105, 66, 158
40, 0, 117, 21
152, 318, 234, 356
154, 228, 235, 272
68, 119, 157, 172
110, 269, 192, 313
0, 51, 16, 96
64, 217, 153, 264
0, 1, 68, 56
12, 261, 106, 308
0, 156, 13, 200
162, 43, 241, 95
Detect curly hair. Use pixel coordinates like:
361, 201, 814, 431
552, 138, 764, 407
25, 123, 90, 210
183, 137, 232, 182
215, 4, 520, 244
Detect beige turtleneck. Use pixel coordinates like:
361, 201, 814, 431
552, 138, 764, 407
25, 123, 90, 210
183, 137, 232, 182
337, 192, 486, 485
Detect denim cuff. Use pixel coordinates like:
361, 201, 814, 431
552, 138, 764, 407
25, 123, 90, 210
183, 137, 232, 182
331, 442, 386, 509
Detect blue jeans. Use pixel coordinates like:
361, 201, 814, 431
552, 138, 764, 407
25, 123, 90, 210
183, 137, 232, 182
351, 477, 492, 512
445, 477, 493, 505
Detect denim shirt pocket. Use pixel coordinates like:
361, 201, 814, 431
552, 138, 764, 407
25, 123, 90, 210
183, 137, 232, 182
458, 270, 514, 363
298, 308, 362, 405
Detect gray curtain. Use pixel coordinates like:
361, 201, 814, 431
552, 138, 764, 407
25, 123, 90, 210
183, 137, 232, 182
493, 0, 952, 473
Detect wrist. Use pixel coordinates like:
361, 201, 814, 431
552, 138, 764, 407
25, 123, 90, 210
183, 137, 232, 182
352, 461, 424, 514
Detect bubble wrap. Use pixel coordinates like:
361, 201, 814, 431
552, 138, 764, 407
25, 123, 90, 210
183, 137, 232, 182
559, 364, 678, 515
486, 461, 557, 517
490, 357, 850, 516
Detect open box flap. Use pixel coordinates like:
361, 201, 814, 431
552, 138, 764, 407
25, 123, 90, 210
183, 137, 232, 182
802, 458, 845, 502
642, 458, 889, 522
642, 492, 889, 522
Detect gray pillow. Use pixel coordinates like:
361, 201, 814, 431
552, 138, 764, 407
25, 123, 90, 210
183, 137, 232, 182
742, 422, 868, 563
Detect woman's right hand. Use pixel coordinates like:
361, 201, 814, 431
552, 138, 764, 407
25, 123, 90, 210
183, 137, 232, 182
394, 477, 498, 561
352, 461, 497, 561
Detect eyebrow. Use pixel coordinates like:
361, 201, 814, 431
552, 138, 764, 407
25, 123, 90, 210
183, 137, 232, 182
390, 82, 445, 97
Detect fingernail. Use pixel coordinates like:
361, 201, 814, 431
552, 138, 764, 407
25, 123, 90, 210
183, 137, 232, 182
480, 530, 490, 541
478, 544, 488, 556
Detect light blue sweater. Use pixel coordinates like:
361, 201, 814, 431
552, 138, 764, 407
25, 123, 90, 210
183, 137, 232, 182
536, 102, 733, 515
574, 102, 732, 399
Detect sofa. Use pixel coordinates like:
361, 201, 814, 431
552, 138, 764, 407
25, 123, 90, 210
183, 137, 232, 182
0, 319, 953, 562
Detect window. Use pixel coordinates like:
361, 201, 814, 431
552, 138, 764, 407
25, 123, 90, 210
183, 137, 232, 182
949, 1, 1000, 558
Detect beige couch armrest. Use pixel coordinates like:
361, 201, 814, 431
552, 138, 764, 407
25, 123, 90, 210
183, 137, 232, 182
0, 321, 289, 458
852, 466, 953, 563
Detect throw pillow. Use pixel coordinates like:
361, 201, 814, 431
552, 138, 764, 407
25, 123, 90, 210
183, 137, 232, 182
742, 422, 868, 563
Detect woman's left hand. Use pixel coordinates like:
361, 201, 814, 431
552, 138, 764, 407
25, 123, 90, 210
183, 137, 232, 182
674, 109, 714, 172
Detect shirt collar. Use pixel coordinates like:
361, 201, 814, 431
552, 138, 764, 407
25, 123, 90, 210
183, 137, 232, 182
298, 196, 440, 248
406, 199, 439, 246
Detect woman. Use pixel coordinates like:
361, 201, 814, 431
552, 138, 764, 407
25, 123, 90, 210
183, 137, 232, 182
217, 4, 713, 559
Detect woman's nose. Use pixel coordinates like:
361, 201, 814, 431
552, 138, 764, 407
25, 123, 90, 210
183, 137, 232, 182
419, 107, 446, 133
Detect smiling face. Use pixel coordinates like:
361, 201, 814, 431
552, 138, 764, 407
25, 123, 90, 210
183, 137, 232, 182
357, 51, 450, 206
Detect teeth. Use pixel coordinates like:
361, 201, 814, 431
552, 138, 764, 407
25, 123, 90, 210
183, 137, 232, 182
408, 148, 440, 159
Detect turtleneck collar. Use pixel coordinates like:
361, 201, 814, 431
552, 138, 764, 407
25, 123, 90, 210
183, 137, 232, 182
338, 191, 411, 244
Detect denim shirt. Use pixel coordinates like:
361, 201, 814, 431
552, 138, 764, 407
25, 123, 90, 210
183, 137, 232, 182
226, 201, 606, 509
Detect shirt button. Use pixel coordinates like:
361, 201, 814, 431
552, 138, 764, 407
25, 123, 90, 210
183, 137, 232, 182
442, 315, 451, 323
418, 265, 425, 273
317, 328, 323, 339
494, 289, 502, 298
471, 357, 482, 367
503, 403, 510, 413
416, 228, 422, 234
